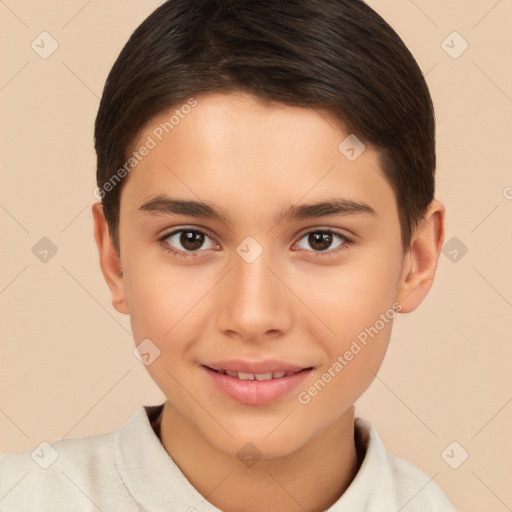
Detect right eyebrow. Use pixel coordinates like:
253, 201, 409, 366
138, 194, 231, 225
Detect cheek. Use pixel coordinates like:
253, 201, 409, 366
125, 274, 173, 344
294, 249, 399, 400
123, 257, 215, 359
300, 253, 400, 341
295, 320, 392, 422
124, 266, 204, 404
122, 241, 186, 332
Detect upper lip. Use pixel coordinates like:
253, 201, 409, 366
202, 359, 313, 374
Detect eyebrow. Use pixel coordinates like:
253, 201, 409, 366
138, 193, 377, 226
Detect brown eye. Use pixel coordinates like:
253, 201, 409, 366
177, 230, 205, 251
295, 230, 350, 255
161, 228, 216, 256
308, 232, 334, 251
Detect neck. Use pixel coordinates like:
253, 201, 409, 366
156, 401, 361, 512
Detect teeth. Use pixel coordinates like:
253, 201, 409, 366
254, 372, 273, 381
217, 369, 295, 380
237, 372, 255, 380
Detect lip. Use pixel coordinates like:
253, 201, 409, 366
201, 360, 313, 406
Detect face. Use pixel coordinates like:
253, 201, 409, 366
100, 92, 414, 458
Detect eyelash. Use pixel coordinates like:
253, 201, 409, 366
158, 228, 354, 259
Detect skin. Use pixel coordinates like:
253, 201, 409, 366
92, 91, 445, 512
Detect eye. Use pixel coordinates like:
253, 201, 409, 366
158, 227, 353, 259
159, 228, 218, 258
294, 229, 352, 256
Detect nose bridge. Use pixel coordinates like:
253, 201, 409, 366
216, 242, 291, 339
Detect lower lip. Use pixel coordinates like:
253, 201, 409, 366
202, 366, 312, 406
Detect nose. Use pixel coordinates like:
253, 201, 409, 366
215, 247, 293, 343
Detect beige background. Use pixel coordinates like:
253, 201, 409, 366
1, 1, 511, 510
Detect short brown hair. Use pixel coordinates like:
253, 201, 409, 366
95, 0, 436, 255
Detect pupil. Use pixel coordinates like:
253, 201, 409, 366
181, 231, 204, 251
309, 232, 332, 251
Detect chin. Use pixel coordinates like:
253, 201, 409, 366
207, 422, 312, 461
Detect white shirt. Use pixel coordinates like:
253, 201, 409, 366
0, 403, 456, 511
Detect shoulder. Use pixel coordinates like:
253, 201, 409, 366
0, 408, 148, 511
384, 448, 457, 511
2, 422, 117, 464
334, 418, 457, 512
0, 425, 117, 474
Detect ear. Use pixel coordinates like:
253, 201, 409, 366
396, 199, 445, 313
91, 202, 129, 315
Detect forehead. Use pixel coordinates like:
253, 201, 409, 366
119, 92, 396, 225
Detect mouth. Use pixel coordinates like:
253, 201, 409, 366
201, 364, 314, 406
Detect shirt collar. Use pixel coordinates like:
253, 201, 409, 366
115, 404, 400, 511
115, 403, 222, 511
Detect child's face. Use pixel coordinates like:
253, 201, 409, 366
110, 92, 410, 456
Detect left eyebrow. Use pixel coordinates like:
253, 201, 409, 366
137, 194, 377, 227
275, 198, 377, 224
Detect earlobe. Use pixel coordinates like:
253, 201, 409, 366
396, 199, 445, 313
91, 202, 129, 315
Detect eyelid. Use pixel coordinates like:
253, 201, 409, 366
295, 225, 354, 240
162, 224, 220, 241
